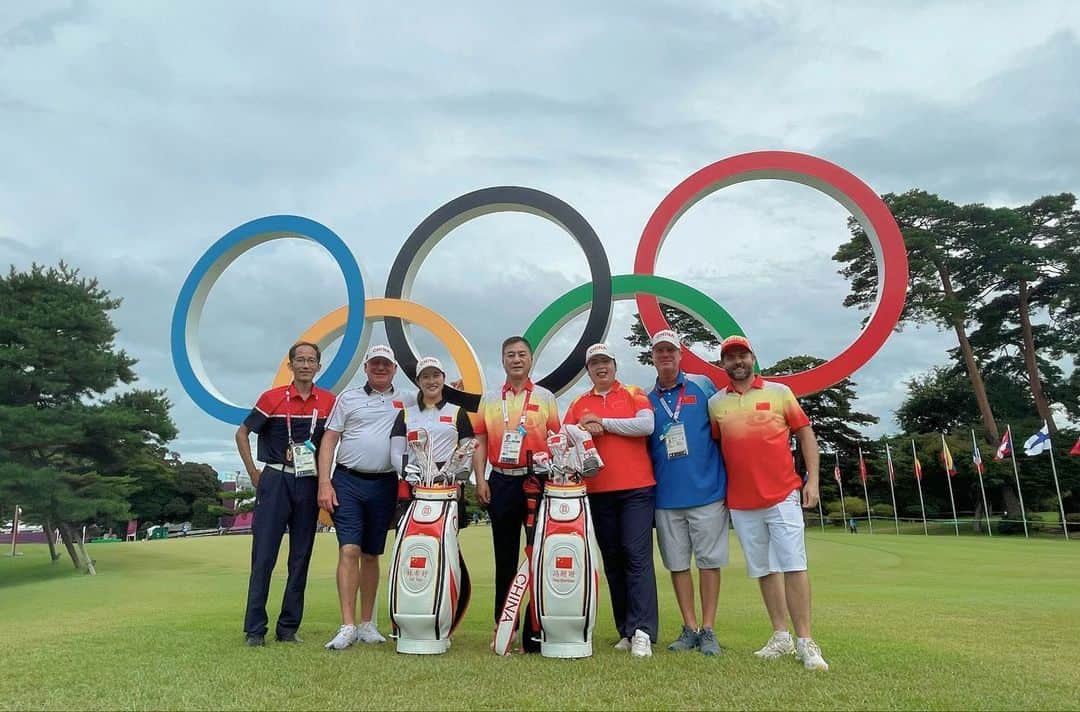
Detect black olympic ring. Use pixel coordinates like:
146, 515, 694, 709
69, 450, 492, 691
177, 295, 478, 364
384, 186, 613, 408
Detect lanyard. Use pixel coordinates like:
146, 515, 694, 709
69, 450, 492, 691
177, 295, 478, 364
284, 388, 318, 444
501, 386, 533, 429
657, 384, 686, 423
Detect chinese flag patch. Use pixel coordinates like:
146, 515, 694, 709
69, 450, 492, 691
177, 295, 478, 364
409, 556, 427, 569
683, 395, 697, 405
756, 402, 771, 411
555, 556, 573, 569
526, 403, 540, 412
440, 414, 454, 423
392, 400, 404, 409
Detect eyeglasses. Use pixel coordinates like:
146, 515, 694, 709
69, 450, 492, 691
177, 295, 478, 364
291, 358, 319, 365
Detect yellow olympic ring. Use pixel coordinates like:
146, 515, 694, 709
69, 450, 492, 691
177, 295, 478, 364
271, 297, 484, 394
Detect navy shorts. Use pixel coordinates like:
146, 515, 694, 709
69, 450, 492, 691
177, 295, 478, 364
330, 467, 398, 554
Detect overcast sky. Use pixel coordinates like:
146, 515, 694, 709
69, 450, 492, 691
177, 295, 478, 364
3, 1, 1079, 477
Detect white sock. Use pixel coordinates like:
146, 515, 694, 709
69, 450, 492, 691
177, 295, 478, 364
797, 637, 811, 648
774, 630, 792, 641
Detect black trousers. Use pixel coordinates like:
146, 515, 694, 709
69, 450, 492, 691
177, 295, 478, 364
243, 467, 319, 637
588, 486, 659, 641
488, 471, 533, 623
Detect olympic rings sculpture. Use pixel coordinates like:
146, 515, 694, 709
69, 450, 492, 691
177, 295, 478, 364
171, 151, 908, 425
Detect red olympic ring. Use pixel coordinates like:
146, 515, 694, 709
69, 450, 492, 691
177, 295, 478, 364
633, 151, 908, 396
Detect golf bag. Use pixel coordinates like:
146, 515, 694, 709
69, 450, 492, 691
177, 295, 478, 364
530, 480, 601, 658
388, 484, 471, 654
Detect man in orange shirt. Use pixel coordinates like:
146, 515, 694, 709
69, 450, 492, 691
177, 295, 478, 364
471, 336, 561, 638
564, 343, 658, 658
707, 335, 829, 671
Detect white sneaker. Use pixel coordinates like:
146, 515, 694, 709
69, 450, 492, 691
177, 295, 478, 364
754, 631, 795, 659
630, 629, 652, 658
796, 638, 829, 671
356, 620, 386, 644
324, 624, 358, 650
613, 637, 631, 651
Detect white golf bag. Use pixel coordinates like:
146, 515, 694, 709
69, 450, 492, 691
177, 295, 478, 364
530, 480, 601, 658
388, 428, 474, 654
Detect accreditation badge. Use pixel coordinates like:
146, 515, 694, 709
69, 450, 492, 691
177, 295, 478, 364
663, 422, 689, 459
498, 430, 524, 465
291, 440, 317, 478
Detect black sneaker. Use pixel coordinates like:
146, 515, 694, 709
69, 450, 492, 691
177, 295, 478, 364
245, 634, 265, 647
276, 632, 302, 643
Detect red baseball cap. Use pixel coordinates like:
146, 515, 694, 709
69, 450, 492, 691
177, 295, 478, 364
720, 335, 753, 356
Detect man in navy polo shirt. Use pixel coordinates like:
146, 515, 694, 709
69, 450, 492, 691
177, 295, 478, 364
235, 341, 335, 647
646, 330, 729, 657
318, 344, 417, 650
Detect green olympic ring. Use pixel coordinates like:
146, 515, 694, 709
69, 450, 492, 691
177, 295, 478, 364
523, 273, 759, 374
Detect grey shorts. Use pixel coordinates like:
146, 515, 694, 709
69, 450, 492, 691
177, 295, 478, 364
655, 499, 730, 571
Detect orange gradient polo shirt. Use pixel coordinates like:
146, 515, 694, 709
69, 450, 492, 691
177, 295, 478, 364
707, 375, 810, 510
473, 380, 561, 469
564, 381, 655, 494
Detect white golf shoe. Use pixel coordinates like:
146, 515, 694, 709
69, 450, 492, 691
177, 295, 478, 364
613, 637, 631, 652
754, 631, 795, 659
324, 624, 358, 650
356, 620, 387, 644
630, 629, 652, 658
796, 638, 829, 671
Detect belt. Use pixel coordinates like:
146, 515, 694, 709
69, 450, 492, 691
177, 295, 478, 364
265, 463, 295, 474
336, 465, 397, 480
493, 467, 530, 477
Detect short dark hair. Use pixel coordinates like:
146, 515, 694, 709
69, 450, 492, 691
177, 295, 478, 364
289, 341, 321, 362
501, 336, 532, 355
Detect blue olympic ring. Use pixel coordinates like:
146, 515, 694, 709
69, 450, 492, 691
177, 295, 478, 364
169, 215, 367, 424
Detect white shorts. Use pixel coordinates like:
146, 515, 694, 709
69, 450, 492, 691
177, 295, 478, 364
655, 499, 730, 571
729, 489, 807, 578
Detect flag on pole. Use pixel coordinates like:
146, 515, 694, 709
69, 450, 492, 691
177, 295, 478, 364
913, 450, 923, 481
1069, 438, 1080, 456
834, 459, 841, 484
1024, 423, 1051, 456
886, 445, 896, 482
971, 433, 985, 476
941, 438, 957, 476
995, 426, 1012, 461
858, 449, 868, 483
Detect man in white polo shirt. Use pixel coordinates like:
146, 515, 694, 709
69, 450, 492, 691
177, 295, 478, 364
318, 344, 417, 650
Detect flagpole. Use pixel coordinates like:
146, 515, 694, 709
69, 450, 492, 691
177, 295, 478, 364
886, 443, 900, 535
913, 440, 928, 536
1043, 421, 1069, 541
972, 429, 992, 537
941, 433, 960, 536
835, 453, 847, 526
817, 495, 825, 533
1006, 425, 1029, 539
859, 447, 873, 533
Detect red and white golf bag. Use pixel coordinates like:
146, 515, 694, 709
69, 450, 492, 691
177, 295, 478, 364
388, 484, 472, 654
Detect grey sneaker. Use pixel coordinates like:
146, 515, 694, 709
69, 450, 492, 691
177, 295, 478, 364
666, 624, 700, 651
699, 628, 723, 657
613, 637, 631, 651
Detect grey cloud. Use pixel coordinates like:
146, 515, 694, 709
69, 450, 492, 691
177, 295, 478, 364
0, 0, 89, 49
817, 31, 1080, 202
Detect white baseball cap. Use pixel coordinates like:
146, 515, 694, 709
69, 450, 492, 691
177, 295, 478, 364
415, 356, 445, 377
650, 329, 681, 348
585, 343, 615, 364
362, 344, 397, 366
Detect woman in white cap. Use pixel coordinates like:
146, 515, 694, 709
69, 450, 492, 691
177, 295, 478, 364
390, 357, 475, 519
563, 343, 659, 658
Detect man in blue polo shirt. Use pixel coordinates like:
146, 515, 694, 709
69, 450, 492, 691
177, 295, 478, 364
646, 330, 729, 657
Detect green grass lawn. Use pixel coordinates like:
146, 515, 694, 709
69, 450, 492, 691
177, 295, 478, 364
2, 529, 1077, 711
